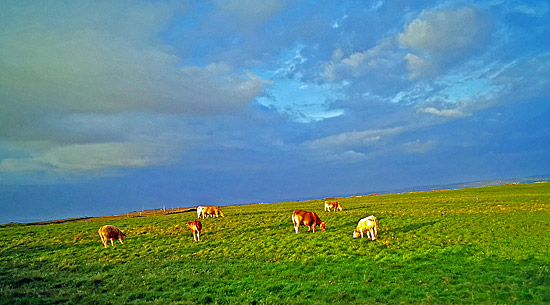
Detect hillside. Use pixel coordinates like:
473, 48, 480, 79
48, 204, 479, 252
0, 183, 549, 304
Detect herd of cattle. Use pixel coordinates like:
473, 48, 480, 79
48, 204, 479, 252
98, 201, 379, 247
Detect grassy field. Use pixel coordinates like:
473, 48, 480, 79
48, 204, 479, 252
1, 183, 549, 304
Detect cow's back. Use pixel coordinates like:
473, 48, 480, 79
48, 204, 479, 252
292, 210, 307, 224
206, 206, 218, 215
194, 220, 202, 231
293, 210, 316, 225
99, 225, 121, 239
357, 216, 378, 229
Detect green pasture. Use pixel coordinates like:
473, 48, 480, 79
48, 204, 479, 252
1, 183, 549, 304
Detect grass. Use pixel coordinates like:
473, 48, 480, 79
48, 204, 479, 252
0, 183, 549, 304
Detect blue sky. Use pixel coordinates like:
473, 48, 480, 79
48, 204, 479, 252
1, 0, 549, 223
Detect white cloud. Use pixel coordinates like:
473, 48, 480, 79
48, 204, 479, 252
419, 107, 470, 118
274, 43, 308, 78
513, 3, 550, 17
413, 52, 550, 121
370, 0, 384, 11
0, 142, 177, 173
323, 37, 399, 81
318, 150, 368, 163
308, 127, 403, 150
342, 52, 368, 70
398, 6, 491, 80
43, 142, 175, 171
404, 53, 434, 80
398, 6, 488, 53
492, 53, 550, 102
0, 158, 51, 173
305, 127, 404, 163
403, 140, 436, 154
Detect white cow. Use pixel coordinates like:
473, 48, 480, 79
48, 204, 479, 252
197, 206, 205, 219
353, 215, 379, 240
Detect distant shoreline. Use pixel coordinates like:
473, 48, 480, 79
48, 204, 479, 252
2, 176, 548, 226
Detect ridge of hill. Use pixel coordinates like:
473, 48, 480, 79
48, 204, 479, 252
372, 176, 550, 195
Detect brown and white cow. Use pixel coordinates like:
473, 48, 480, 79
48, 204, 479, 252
353, 215, 379, 240
200, 206, 225, 218
292, 210, 326, 233
185, 220, 202, 242
324, 201, 343, 212
98, 225, 126, 248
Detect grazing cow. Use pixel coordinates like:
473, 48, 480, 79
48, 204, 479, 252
98, 225, 126, 248
292, 210, 326, 233
196, 206, 205, 219
200, 206, 225, 218
324, 201, 343, 212
185, 220, 202, 242
353, 215, 379, 240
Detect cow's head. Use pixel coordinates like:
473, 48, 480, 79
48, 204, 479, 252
120, 232, 127, 241
320, 221, 326, 231
352, 230, 361, 238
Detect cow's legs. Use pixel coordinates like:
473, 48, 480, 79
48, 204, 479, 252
110, 238, 115, 246
100, 234, 107, 247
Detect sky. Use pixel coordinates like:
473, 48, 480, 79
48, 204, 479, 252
1, 0, 549, 223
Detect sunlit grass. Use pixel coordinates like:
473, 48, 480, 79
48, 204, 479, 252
1, 183, 549, 304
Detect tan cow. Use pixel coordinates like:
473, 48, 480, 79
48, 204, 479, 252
353, 215, 379, 240
292, 210, 326, 233
98, 225, 126, 248
324, 201, 343, 212
185, 220, 202, 242
200, 206, 225, 218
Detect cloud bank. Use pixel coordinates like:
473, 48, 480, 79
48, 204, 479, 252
0, 0, 266, 175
